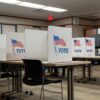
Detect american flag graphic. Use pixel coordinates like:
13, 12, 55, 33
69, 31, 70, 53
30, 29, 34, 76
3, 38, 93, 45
53, 35, 66, 46
86, 39, 92, 46
12, 39, 24, 48
74, 40, 81, 46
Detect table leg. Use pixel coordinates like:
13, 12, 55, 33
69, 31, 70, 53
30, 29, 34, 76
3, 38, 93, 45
83, 66, 86, 79
15, 65, 19, 92
15, 64, 22, 92
11, 64, 22, 92
88, 64, 91, 80
11, 64, 16, 91
67, 67, 74, 100
87, 64, 96, 81
77, 66, 86, 83
18, 65, 22, 92
0, 63, 2, 78
62, 68, 65, 76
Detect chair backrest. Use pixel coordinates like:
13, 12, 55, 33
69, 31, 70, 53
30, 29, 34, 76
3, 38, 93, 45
22, 59, 43, 85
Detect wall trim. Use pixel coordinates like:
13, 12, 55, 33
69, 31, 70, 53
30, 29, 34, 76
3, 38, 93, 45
0, 14, 47, 22
0, 23, 47, 27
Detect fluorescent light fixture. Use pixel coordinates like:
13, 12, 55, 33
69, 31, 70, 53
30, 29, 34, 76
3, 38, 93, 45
17, 2, 46, 9
0, 1, 67, 13
0, 0, 21, 4
42, 6, 67, 12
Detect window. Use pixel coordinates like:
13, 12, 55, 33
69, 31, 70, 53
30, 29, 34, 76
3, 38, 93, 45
2, 25, 15, 34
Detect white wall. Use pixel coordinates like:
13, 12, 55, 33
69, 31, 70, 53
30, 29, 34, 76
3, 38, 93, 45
2, 25, 15, 34
0, 16, 98, 37
0, 16, 48, 26
80, 19, 94, 26
72, 26, 84, 37
50, 18, 72, 25
0, 16, 48, 34
17, 25, 33, 33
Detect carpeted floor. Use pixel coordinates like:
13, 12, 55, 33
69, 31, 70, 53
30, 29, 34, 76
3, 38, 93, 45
0, 66, 100, 100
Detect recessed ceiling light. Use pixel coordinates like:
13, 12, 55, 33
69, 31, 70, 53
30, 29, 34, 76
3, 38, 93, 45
0, 0, 21, 4
42, 6, 67, 12
17, 2, 46, 9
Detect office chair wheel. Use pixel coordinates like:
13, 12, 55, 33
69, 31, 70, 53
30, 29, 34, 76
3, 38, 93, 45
91, 78, 96, 81
25, 91, 33, 96
25, 91, 28, 94
6, 95, 11, 100
89, 78, 92, 81
76, 80, 80, 83
82, 81, 86, 83
29, 91, 33, 96
6, 96, 18, 100
1, 94, 5, 98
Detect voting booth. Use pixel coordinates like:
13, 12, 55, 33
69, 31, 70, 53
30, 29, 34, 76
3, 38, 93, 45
0, 34, 6, 60
72, 37, 95, 57
48, 26, 72, 62
85, 38, 95, 57
25, 29, 48, 61
72, 38, 86, 57
0, 26, 72, 62
6, 32, 25, 60
0, 33, 25, 60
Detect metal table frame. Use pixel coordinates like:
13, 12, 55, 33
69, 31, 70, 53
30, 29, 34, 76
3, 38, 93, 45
0, 60, 91, 100
43, 61, 91, 100
73, 56, 100, 82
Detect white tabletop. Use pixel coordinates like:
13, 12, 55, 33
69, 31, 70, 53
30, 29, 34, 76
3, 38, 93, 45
0, 60, 91, 68
43, 61, 91, 67
73, 56, 100, 59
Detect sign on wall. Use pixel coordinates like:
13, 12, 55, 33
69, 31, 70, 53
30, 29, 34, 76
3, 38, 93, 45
48, 26, 72, 62
6, 32, 25, 60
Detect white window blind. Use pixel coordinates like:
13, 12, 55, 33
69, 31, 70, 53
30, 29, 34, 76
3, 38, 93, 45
2, 25, 15, 34
18, 25, 33, 32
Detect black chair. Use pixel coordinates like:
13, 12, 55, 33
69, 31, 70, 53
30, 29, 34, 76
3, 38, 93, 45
0, 64, 13, 91
0, 64, 18, 99
23, 59, 63, 100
